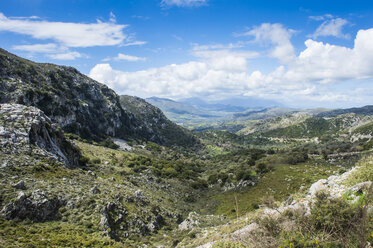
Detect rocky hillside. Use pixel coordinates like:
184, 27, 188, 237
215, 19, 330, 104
318, 105, 373, 117
0, 48, 133, 141
260, 113, 373, 139
0, 48, 196, 147
0, 103, 80, 168
120, 96, 197, 147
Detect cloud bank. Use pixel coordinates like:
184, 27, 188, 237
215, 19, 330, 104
89, 27, 373, 107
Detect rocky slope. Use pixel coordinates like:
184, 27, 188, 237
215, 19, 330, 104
0, 103, 80, 168
182, 158, 373, 248
318, 105, 373, 117
120, 95, 198, 147
0, 48, 196, 147
0, 48, 133, 141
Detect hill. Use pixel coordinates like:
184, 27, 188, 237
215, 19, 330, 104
318, 105, 373, 117
119, 95, 198, 147
0, 48, 196, 147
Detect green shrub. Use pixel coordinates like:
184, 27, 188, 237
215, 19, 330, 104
190, 179, 208, 189
98, 138, 120, 149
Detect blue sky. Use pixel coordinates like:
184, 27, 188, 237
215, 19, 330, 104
2, 0, 373, 108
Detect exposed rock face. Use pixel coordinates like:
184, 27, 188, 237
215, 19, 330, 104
100, 202, 129, 241
12, 180, 27, 190
1, 191, 65, 222
0, 49, 198, 148
0, 103, 81, 168
0, 48, 132, 141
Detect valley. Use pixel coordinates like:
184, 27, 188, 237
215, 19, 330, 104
0, 49, 372, 247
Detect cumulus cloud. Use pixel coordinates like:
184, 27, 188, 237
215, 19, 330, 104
244, 28, 373, 103
89, 60, 250, 99
88, 27, 373, 107
0, 12, 129, 47
243, 23, 296, 64
161, 0, 208, 7
310, 17, 349, 39
103, 53, 147, 62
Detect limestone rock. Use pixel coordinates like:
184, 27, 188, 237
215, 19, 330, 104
178, 212, 200, 231
1, 191, 65, 222
0, 103, 81, 168
90, 185, 101, 194
12, 180, 26, 190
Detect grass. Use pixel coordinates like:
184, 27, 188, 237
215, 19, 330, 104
211, 159, 341, 218
344, 155, 373, 187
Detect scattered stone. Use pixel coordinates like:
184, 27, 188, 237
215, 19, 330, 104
1, 191, 65, 222
100, 202, 128, 241
90, 185, 101, 194
12, 180, 26, 190
178, 212, 200, 231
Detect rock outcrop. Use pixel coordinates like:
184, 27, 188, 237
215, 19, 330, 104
0, 48, 132, 141
1, 191, 65, 222
0, 103, 81, 168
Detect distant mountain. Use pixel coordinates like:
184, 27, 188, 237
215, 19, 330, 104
180, 96, 280, 110
228, 107, 295, 121
179, 96, 280, 112
146, 97, 223, 125
146, 96, 282, 126
317, 105, 373, 117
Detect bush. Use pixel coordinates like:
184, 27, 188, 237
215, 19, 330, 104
190, 179, 208, 189
235, 166, 254, 181
208, 173, 218, 184
311, 191, 362, 238
98, 138, 119, 149
256, 162, 269, 173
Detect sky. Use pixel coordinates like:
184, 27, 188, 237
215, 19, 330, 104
1, 0, 373, 108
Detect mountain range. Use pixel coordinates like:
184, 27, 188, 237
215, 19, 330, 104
0, 48, 372, 247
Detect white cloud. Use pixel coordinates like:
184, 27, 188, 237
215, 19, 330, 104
89, 27, 373, 107
310, 17, 349, 39
0, 12, 129, 47
13, 43, 64, 53
161, 0, 208, 7
309, 14, 334, 21
243, 28, 373, 103
121, 41, 147, 47
244, 23, 296, 64
109, 12, 116, 23
47, 51, 83, 60
89, 58, 250, 99
12, 43, 84, 60
104, 53, 147, 62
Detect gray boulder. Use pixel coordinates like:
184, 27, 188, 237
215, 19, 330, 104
12, 180, 26, 190
1, 191, 65, 222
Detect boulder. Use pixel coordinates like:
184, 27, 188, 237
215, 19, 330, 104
12, 180, 26, 190
1, 191, 65, 222
90, 185, 101, 194
178, 212, 200, 231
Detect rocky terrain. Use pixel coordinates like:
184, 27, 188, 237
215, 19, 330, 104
0, 103, 80, 168
0, 48, 195, 147
0, 49, 372, 247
